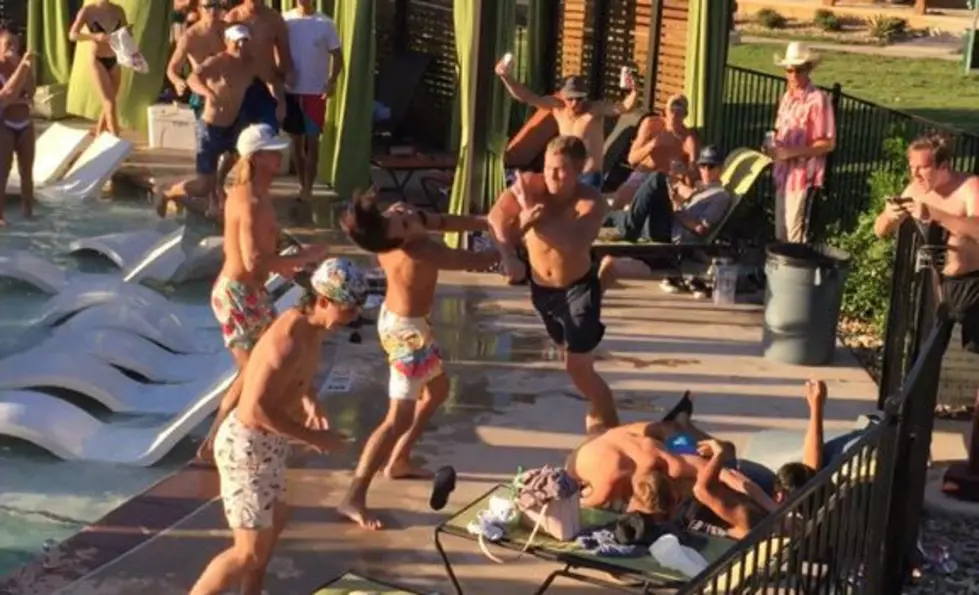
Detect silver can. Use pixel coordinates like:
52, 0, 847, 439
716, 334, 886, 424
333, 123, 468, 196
764, 131, 776, 149
619, 66, 632, 90
500, 52, 513, 69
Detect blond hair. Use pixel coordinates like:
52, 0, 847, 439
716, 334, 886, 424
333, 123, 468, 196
228, 155, 256, 188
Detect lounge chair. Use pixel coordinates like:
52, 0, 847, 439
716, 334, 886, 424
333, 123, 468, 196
2, 229, 224, 292
312, 571, 424, 595
6, 123, 91, 194
68, 228, 170, 271
434, 483, 739, 595
35, 327, 226, 384
592, 147, 773, 262
0, 285, 303, 466
37, 132, 133, 201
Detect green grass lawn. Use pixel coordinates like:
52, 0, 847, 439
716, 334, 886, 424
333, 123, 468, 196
728, 43, 979, 133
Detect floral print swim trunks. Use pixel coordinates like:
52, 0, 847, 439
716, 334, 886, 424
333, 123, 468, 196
211, 276, 276, 352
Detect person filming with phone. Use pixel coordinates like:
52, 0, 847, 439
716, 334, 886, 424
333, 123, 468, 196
874, 133, 979, 352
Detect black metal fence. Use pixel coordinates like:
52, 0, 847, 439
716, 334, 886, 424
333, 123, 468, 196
680, 308, 954, 595
717, 65, 979, 241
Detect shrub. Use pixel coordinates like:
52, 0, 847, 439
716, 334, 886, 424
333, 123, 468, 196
814, 9, 842, 32
756, 8, 788, 30
867, 14, 908, 43
832, 131, 910, 335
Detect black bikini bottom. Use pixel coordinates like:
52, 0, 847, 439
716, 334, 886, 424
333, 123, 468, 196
96, 55, 118, 72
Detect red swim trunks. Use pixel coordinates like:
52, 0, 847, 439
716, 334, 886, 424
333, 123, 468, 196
283, 93, 326, 135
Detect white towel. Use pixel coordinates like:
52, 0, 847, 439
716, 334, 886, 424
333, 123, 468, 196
109, 29, 148, 74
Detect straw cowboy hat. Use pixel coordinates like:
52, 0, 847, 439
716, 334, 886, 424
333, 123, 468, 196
774, 42, 822, 68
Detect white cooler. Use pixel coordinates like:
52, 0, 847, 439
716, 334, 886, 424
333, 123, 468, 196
33, 84, 68, 120
147, 103, 199, 152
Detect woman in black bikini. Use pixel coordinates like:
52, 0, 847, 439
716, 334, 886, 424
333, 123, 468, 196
0, 25, 37, 226
69, 0, 129, 137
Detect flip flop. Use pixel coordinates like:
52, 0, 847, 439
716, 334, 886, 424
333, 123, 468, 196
662, 390, 693, 422
430, 465, 456, 511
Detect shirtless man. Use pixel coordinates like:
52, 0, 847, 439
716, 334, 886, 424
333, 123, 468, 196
166, 0, 232, 217
874, 133, 979, 354
156, 25, 258, 218
612, 94, 699, 210
489, 136, 617, 434
0, 32, 36, 225
198, 123, 328, 462
337, 191, 499, 529
189, 257, 364, 595
495, 64, 638, 190
225, 0, 293, 132
567, 393, 776, 528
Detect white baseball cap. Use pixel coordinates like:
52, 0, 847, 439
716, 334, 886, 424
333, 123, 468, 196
236, 124, 290, 157
224, 25, 251, 43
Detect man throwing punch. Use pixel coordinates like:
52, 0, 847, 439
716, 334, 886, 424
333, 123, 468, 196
489, 135, 618, 434
338, 192, 499, 529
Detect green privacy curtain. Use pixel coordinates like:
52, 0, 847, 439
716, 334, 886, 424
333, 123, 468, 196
27, 0, 73, 85
479, 2, 515, 213
65, 0, 170, 134
317, 0, 374, 202
448, 0, 514, 244
683, 0, 731, 143
511, 0, 549, 129
446, 0, 478, 247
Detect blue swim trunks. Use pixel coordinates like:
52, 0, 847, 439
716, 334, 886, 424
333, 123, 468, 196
196, 121, 239, 175
578, 171, 603, 190
239, 78, 279, 133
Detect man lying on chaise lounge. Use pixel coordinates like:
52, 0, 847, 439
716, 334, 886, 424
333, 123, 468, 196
567, 379, 832, 539
598, 145, 731, 292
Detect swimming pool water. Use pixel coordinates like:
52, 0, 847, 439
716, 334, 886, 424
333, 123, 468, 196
0, 197, 213, 577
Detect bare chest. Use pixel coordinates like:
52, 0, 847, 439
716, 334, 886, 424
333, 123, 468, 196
555, 111, 599, 137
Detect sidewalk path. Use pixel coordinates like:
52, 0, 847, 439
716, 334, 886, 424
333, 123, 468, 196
740, 34, 963, 62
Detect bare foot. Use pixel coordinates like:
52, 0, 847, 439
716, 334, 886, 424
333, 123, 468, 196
384, 460, 434, 480
337, 500, 383, 530
152, 186, 168, 218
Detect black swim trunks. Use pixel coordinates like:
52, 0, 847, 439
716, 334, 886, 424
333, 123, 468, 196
943, 269, 979, 353
530, 265, 604, 354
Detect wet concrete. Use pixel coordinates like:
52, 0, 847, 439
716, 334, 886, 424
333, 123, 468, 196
1, 271, 888, 595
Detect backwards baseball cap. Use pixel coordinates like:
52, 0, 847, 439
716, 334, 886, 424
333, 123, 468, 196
224, 24, 250, 43
306, 257, 368, 309
236, 123, 290, 158
667, 94, 689, 114
559, 75, 589, 100
696, 145, 723, 167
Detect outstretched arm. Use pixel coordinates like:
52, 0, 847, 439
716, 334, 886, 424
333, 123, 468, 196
802, 379, 827, 472
495, 60, 562, 110
406, 239, 500, 271
424, 212, 490, 234
593, 87, 639, 118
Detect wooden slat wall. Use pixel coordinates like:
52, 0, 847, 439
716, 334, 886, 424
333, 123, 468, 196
632, 0, 653, 97
405, 0, 457, 148
375, 0, 398, 68
554, 0, 595, 89
654, 0, 689, 111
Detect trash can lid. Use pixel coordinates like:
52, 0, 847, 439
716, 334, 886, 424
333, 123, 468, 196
766, 242, 851, 269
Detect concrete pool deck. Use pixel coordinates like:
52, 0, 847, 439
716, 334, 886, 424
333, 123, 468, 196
2, 120, 973, 593
5, 270, 894, 595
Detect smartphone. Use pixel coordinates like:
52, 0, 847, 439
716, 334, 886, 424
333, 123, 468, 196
887, 197, 913, 206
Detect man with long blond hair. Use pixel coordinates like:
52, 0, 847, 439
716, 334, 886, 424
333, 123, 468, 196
197, 123, 328, 462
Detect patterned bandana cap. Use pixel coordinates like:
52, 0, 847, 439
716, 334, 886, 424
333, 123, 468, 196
310, 257, 367, 307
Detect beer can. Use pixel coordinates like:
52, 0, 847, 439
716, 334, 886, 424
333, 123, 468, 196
501, 52, 513, 69
764, 131, 776, 149
619, 66, 632, 89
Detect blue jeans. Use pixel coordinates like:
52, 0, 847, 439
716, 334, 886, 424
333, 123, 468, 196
603, 172, 673, 242
578, 171, 603, 190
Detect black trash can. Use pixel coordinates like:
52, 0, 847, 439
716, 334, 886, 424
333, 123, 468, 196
762, 243, 851, 366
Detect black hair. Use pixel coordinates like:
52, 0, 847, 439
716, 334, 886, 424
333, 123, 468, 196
292, 268, 318, 313
340, 190, 404, 253
774, 462, 816, 498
